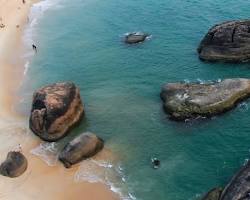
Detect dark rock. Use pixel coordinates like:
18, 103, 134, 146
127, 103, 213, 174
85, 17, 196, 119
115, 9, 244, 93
220, 160, 250, 200
201, 188, 223, 200
0, 152, 28, 178
29, 82, 84, 142
59, 132, 104, 168
160, 78, 250, 121
198, 20, 250, 62
125, 32, 149, 44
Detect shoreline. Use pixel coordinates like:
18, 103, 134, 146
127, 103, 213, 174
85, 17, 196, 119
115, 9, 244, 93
0, 0, 119, 199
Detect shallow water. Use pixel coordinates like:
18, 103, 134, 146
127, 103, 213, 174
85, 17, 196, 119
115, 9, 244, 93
19, 0, 250, 199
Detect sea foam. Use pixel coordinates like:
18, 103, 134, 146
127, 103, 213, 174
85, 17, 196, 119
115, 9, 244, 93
22, 0, 63, 75
75, 159, 137, 200
30, 142, 59, 166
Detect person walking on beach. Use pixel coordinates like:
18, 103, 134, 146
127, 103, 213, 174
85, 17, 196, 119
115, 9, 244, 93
22, 0, 25, 4
32, 44, 37, 53
0, 17, 5, 29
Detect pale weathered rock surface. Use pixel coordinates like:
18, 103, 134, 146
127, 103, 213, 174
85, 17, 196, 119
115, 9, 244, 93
160, 78, 250, 120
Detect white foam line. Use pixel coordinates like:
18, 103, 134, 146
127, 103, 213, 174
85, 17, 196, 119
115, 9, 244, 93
23, 61, 29, 75
21, 0, 64, 71
74, 159, 137, 200
30, 142, 59, 166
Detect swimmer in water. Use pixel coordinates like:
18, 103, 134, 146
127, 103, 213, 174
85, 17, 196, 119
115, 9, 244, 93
151, 157, 160, 169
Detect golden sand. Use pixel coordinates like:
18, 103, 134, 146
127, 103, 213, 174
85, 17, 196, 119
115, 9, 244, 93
0, 0, 119, 199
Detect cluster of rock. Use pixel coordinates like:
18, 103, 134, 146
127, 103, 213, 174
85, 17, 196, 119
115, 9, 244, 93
2, 19, 250, 200
159, 19, 250, 199
29, 82, 104, 168
160, 20, 250, 121
124, 20, 250, 61
1, 82, 104, 178
201, 160, 250, 200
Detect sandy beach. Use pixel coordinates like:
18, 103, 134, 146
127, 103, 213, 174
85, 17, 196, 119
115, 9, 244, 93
0, 0, 119, 199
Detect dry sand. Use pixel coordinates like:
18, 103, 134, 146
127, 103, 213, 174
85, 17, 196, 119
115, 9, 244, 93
0, 0, 119, 199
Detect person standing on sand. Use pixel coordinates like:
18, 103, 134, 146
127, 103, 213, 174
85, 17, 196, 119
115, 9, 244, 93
22, 0, 25, 4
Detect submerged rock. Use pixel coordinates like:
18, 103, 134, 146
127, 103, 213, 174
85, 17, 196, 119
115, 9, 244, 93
201, 188, 223, 200
124, 32, 149, 44
0, 152, 28, 178
220, 160, 250, 200
29, 82, 84, 142
198, 20, 250, 62
160, 78, 250, 121
59, 132, 104, 168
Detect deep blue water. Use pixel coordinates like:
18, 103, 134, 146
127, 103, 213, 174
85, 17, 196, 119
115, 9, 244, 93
20, 0, 250, 199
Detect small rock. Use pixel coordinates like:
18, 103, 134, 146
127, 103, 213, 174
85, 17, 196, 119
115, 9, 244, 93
124, 32, 149, 44
0, 152, 28, 178
201, 188, 223, 200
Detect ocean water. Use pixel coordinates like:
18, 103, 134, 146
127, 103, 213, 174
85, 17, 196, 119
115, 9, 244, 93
18, 0, 250, 199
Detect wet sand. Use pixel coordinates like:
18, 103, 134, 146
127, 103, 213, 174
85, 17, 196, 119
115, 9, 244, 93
0, 0, 119, 199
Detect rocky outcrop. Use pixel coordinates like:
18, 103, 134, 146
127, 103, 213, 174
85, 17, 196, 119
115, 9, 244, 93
201, 188, 223, 200
202, 161, 250, 200
220, 160, 250, 200
198, 20, 250, 62
124, 32, 149, 44
59, 132, 104, 168
160, 78, 250, 121
0, 152, 28, 178
29, 82, 84, 142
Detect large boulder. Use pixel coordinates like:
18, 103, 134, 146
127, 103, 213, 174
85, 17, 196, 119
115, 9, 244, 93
59, 132, 104, 168
202, 161, 250, 200
0, 152, 28, 178
220, 160, 250, 200
201, 188, 223, 200
124, 32, 149, 44
198, 20, 250, 62
29, 82, 84, 142
160, 78, 250, 121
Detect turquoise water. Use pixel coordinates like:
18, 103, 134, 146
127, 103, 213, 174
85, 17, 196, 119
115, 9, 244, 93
20, 0, 250, 199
